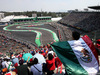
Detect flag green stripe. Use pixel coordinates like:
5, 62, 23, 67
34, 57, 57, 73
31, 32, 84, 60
51, 41, 88, 75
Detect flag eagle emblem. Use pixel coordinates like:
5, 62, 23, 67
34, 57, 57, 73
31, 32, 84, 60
80, 48, 92, 63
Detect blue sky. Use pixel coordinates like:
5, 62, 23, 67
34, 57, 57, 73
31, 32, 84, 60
0, 0, 100, 12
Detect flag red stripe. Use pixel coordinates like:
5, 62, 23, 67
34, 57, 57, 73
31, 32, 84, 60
82, 35, 99, 64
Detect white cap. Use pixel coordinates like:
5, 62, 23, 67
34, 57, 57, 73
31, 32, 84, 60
12, 56, 15, 59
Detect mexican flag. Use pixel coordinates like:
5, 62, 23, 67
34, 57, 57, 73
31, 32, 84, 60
51, 35, 99, 75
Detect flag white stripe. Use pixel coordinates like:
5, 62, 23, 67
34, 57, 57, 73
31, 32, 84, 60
68, 38, 99, 75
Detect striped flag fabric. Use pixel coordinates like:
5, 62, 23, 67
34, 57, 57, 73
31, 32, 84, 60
51, 35, 99, 75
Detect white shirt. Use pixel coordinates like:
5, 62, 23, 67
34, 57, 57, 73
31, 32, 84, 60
2, 61, 7, 68
5, 61, 12, 71
31, 64, 43, 75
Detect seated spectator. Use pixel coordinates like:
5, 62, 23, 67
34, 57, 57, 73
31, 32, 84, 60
30, 58, 43, 75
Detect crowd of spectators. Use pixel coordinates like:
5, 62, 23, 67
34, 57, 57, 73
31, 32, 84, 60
0, 31, 34, 55
1, 12, 100, 75
59, 12, 100, 32
0, 31, 63, 75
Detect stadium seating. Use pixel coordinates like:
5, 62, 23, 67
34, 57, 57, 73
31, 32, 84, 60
59, 12, 100, 32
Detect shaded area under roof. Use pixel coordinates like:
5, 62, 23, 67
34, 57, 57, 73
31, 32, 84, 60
88, 6, 100, 10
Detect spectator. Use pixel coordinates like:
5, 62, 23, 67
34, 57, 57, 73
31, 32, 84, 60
2, 58, 7, 69
96, 39, 100, 50
72, 31, 80, 40
46, 53, 55, 75
16, 59, 30, 75
5, 57, 12, 71
12, 56, 19, 66
30, 58, 43, 75
94, 39, 100, 55
13, 63, 18, 74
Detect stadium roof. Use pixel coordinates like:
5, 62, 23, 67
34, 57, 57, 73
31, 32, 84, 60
88, 6, 100, 10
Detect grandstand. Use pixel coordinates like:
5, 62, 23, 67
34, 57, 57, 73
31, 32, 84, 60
59, 12, 100, 32
58, 6, 100, 42
0, 15, 52, 24
0, 6, 100, 75
12, 16, 51, 23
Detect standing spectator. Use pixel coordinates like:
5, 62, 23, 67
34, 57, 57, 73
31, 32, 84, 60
16, 59, 30, 75
30, 58, 43, 75
72, 31, 80, 40
94, 39, 100, 55
51, 31, 99, 75
13, 63, 18, 74
96, 39, 100, 50
46, 53, 55, 75
2, 58, 7, 68
47, 44, 53, 51
12, 56, 19, 66
5, 57, 12, 71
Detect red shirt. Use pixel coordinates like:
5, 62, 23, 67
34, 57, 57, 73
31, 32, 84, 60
46, 58, 55, 71
13, 69, 18, 74
5, 72, 11, 75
